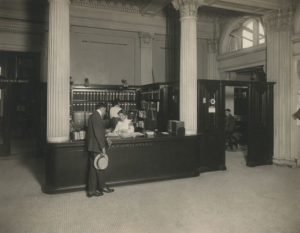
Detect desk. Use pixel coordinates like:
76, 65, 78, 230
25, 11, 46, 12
43, 135, 202, 193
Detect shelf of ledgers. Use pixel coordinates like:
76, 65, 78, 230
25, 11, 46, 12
70, 83, 176, 140
72, 88, 137, 112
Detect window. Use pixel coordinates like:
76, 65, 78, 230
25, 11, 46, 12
229, 18, 265, 52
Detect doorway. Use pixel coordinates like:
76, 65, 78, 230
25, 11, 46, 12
0, 51, 40, 156
198, 79, 274, 172
224, 86, 249, 167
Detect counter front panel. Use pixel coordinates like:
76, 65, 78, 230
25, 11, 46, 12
43, 135, 202, 193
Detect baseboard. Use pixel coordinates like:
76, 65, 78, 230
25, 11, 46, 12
273, 158, 298, 168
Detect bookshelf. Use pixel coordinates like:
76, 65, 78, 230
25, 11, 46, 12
138, 82, 179, 131
70, 85, 138, 133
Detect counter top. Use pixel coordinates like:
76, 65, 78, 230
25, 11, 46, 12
47, 133, 202, 148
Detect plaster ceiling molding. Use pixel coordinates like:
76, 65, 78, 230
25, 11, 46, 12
139, 0, 170, 16
71, 0, 141, 14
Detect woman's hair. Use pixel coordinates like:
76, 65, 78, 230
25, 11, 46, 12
118, 109, 127, 116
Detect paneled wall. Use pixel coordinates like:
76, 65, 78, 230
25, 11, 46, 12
197, 38, 208, 79
218, 46, 266, 77
152, 34, 209, 82
152, 34, 166, 83
70, 27, 140, 85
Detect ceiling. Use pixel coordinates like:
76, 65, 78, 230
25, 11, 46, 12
92, 0, 291, 15
0, 0, 291, 17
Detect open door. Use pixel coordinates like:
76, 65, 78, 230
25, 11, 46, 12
247, 82, 274, 166
198, 80, 226, 172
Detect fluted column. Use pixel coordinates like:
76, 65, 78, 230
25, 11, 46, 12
264, 9, 294, 165
47, 0, 70, 143
139, 32, 154, 84
172, 0, 203, 135
292, 2, 300, 167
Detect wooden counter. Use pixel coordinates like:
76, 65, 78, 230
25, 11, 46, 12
43, 135, 202, 194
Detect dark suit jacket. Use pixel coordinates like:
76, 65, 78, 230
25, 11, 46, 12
87, 111, 107, 153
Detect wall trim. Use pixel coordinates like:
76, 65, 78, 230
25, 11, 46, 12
218, 44, 266, 61
292, 33, 300, 43
217, 46, 266, 72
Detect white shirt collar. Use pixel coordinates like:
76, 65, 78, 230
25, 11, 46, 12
97, 109, 102, 118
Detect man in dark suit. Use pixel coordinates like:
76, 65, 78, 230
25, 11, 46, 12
225, 108, 237, 150
86, 102, 114, 197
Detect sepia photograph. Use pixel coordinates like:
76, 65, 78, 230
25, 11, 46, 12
0, 0, 300, 232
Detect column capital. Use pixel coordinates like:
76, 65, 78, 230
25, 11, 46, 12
171, 0, 204, 18
139, 32, 154, 48
263, 8, 293, 32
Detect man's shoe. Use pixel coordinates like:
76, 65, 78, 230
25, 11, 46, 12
87, 191, 103, 197
102, 187, 114, 193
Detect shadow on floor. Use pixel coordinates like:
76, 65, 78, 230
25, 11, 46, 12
19, 155, 44, 187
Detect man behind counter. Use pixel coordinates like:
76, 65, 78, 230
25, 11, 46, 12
86, 102, 114, 197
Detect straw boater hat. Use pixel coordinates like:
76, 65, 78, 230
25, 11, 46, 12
94, 153, 109, 170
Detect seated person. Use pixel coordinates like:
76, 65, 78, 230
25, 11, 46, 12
110, 99, 122, 129
113, 110, 134, 134
225, 108, 238, 149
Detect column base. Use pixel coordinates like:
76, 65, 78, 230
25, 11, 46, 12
185, 129, 197, 136
273, 157, 298, 168
47, 136, 69, 143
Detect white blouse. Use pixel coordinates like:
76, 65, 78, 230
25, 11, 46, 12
114, 118, 134, 133
110, 106, 122, 118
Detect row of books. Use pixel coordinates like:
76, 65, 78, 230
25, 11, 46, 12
72, 90, 137, 101
140, 90, 160, 101
72, 102, 137, 112
140, 101, 160, 112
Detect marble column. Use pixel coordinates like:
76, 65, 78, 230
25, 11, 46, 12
139, 32, 154, 85
47, 0, 70, 143
263, 9, 294, 166
172, 0, 203, 135
292, 2, 300, 167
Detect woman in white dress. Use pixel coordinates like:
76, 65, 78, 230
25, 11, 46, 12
113, 110, 134, 134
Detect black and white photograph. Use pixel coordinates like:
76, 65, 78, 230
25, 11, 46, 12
0, 0, 300, 232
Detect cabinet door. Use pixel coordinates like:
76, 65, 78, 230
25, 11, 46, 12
0, 87, 11, 155
247, 83, 274, 166
198, 80, 226, 172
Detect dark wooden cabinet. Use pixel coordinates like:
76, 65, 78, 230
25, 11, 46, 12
247, 83, 274, 166
0, 51, 40, 156
139, 82, 179, 131
197, 80, 226, 172
197, 79, 274, 170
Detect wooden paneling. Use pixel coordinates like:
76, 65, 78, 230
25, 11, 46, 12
247, 83, 274, 166
43, 135, 201, 193
198, 80, 226, 172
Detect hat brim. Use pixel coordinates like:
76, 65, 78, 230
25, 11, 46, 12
94, 153, 109, 170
